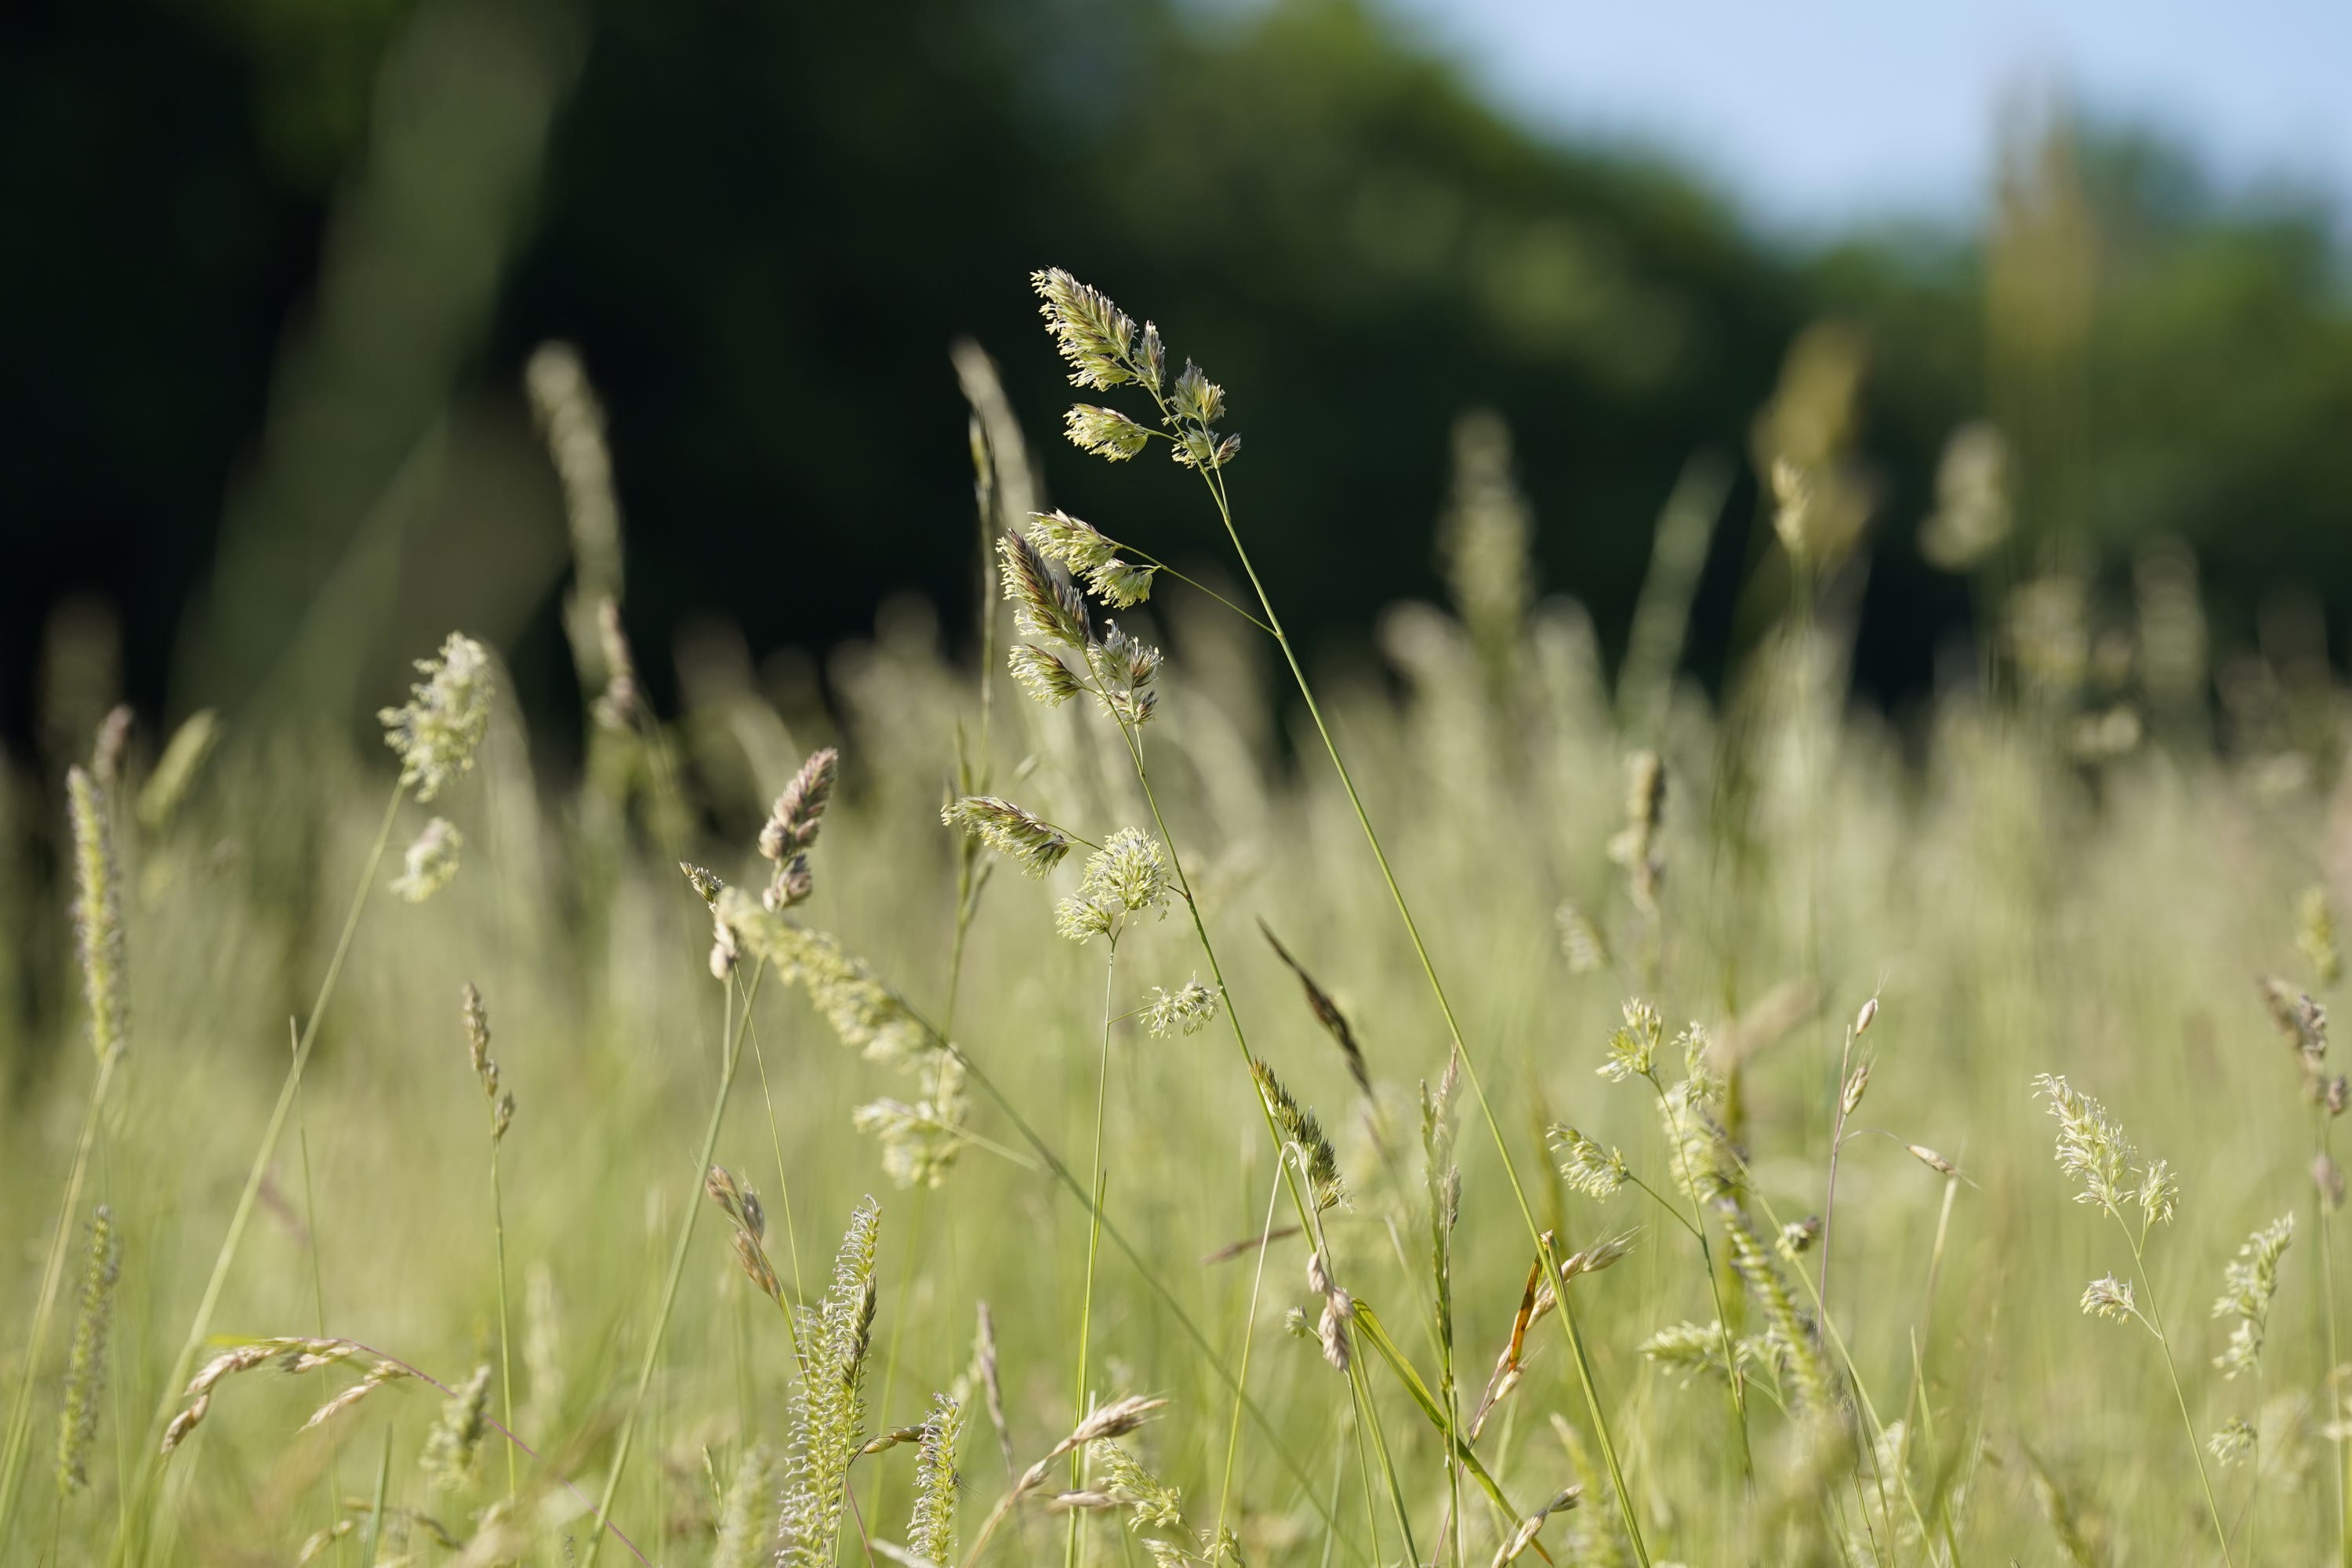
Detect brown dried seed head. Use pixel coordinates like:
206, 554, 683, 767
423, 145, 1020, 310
1907, 1144, 1959, 1178
1069, 1395, 1168, 1448
1318, 1292, 1354, 1374
160, 1396, 209, 1455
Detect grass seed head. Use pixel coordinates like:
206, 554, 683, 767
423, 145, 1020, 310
2212, 1214, 2294, 1378
419, 1363, 492, 1491
65, 766, 127, 1065
1250, 1060, 1345, 1210
2080, 1274, 2136, 1323
1143, 978, 1218, 1038
54, 1205, 119, 1494
1065, 405, 1152, 461
390, 816, 463, 902
941, 795, 1073, 877
1548, 1126, 1629, 1199
1031, 269, 1146, 392
379, 633, 493, 801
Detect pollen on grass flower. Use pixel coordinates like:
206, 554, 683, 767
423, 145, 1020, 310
2080, 1274, 2136, 1323
390, 818, 463, 904
1143, 978, 1218, 1038
379, 633, 494, 801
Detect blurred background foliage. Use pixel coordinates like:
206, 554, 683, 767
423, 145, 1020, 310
6, 0, 2351, 755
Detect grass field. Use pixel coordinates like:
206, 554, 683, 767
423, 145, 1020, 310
4, 270, 2348, 1566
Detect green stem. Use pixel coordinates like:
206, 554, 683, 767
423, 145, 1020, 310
2320, 1112, 2348, 1568
2118, 1216, 2235, 1567
944, 1044, 1356, 1559
1068, 944, 1119, 1568
1080, 672, 1411, 1559
111, 779, 405, 1567
1214, 1152, 1289, 1552
1640, 1073, 1754, 1486
291, 1022, 347, 1531
1186, 453, 1651, 1563
490, 1135, 517, 1501
582, 961, 768, 1568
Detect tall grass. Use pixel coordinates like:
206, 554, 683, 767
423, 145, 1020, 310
2, 271, 2349, 1566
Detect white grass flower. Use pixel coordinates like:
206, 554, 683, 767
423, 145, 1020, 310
712, 1444, 781, 1568
379, 633, 493, 800
1555, 901, 1606, 974
1777, 1217, 1823, 1259
778, 1202, 882, 1568
1171, 361, 1225, 425
2080, 1274, 2136, 1323
1065, 405, 1152, 461
1599, 999, 1663, 1082
1010, 644, 1083, 706
1087, 623, 1163, 726
998, 529, 1091, 649
2208, 1417, 2256, 1466
2138, 1159, 2180, 1228
2212, 1214, 2294, 1379
419, 1363, 492, 1491
1093, 1439, 1185, 1533
1086, 558, 1157, 609
1056, 896, 1116, 944
1028, 510, 1119, 575
716, 889, 936, 1067
1547, 1126, 1628, 1198
942, 795, 1073, 877
2034, 1074, 2139, 1215
1078, 828, 1170, 917
1032, 268, 1148, 391
1639, 1320, 1739, 1386
907, 1396, 961, 1564
853, 1095, 969, 1191
1143, 978, 1218, 1038
390, 818, 463, 903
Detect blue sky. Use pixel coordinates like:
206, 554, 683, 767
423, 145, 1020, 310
1379, 0, 2352, 233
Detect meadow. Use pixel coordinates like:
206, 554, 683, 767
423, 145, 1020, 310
3, 268, 2348, 1566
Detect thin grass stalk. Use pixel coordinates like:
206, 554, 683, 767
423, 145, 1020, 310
1350, 1385, 1383, 1566
2319, 1107, 2348, 1566
111, 778, 405, 1568
1214, 1152, 1290, 1553
1898, 1174, 1965, 1559
1639, 1073, 1755, 1485
289, 1021, 345, 1540
2114, 1212, 2235, 1566
358, 1428, 390, 1568
741, 988, 811, 1326
582, 960, 768, 1568
488, 1112, 517, 1501
940, 1043, 1356, 1559
1732, 1159, 1940, 1554
1094, 688, 1540, 1555
876, 416, 1008, 1534
1305, 1201, 1417, 1566
1081, 677, 1417, 1548
1185, 453, 1652, 1565
1068, 945, 1119, 1568
1818, 1018, 1860, 1305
